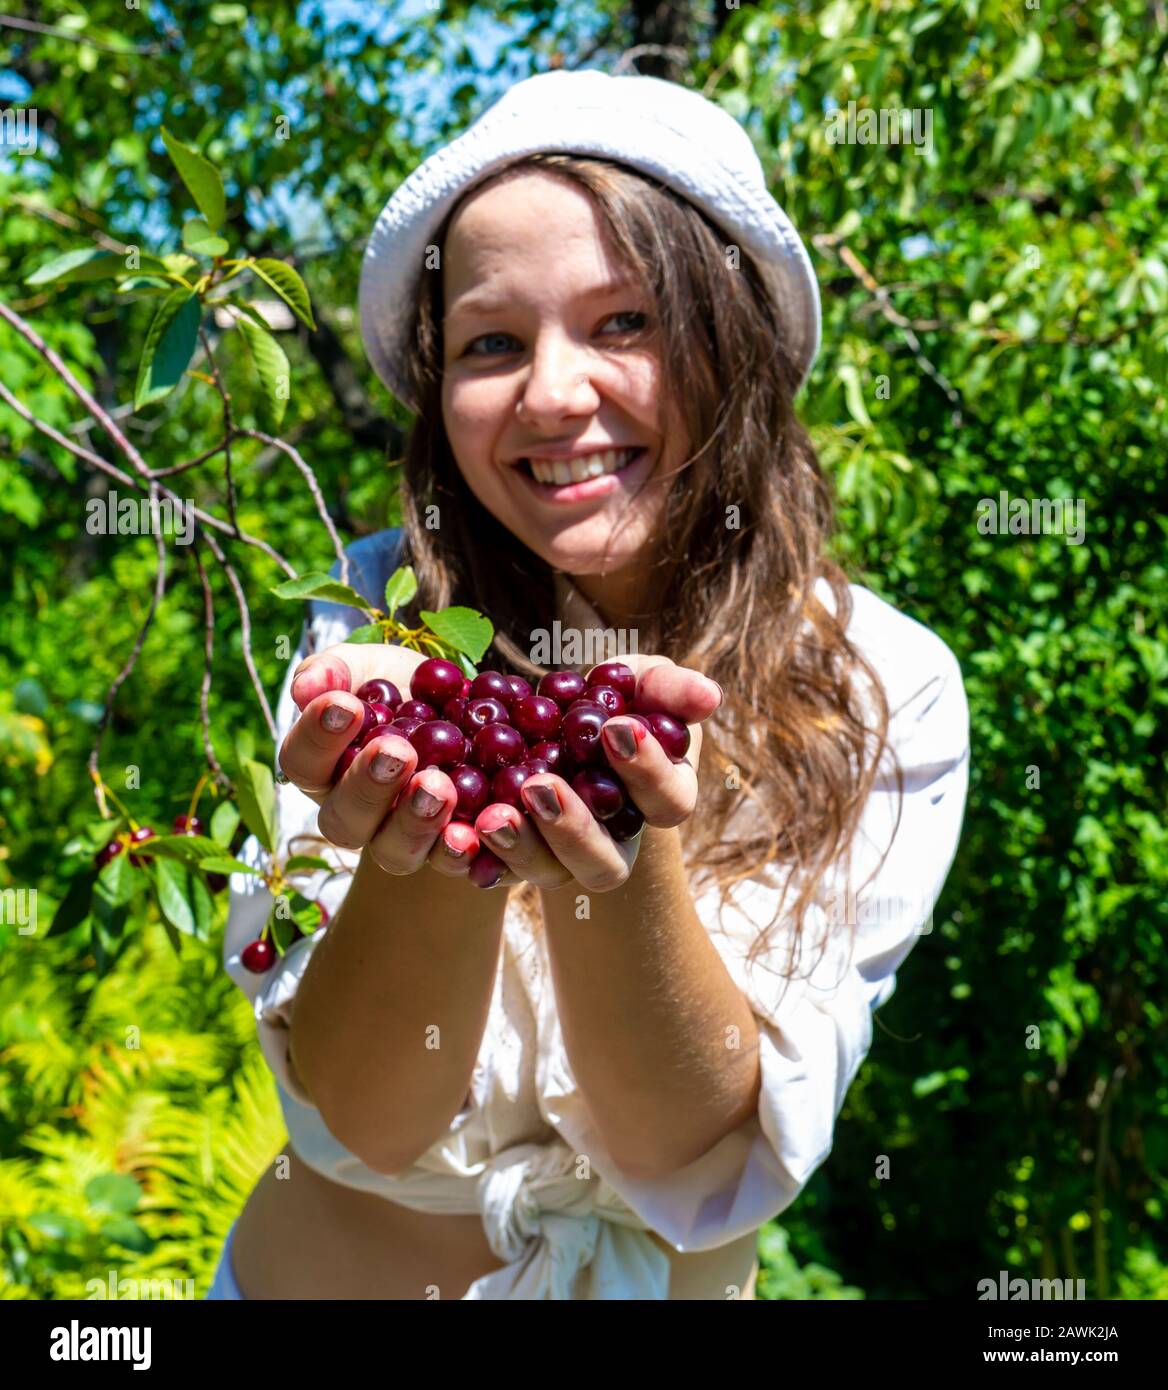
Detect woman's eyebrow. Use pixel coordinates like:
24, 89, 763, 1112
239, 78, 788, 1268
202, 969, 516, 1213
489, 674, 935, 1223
447, 278, 640, 320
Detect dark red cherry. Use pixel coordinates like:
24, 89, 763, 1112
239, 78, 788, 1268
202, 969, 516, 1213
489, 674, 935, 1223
241, 939, 275, 973
561, 705, 608, 766
490, 763, 541, 810
523, 758, 551, 775
442, 696, 470, 727
644, 712, 690, 761
528, 740, 568, 773
356, 679, 402, 710
410, 658, 465, 707
459, 677, 472, 697
128, 825, 156, 866
537, 670, 587, 710
462, 697, 511, 735
389, 715, 426, 738
605, 801, 646, 842
586, 661, 636, 703
511, 694, 562, 742
172, 814, 204, 836
468, 847, 507, 889
409, 720, 468, 769
505, 675, 533, 703
94, 837, 125, 869
450, 763, 490, 822
207, 871, 228, 893
397, 699, 437, 722
469, 670, 515, 708
571, 769, 626, 820
333, 744, 361, 781
586, 684, 626, 718
471, 723, 527, 772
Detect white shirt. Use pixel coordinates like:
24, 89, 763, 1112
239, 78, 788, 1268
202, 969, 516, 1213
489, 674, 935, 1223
223, 528, 970, 1299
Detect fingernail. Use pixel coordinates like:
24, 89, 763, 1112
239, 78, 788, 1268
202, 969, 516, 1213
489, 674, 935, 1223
443, 837, 467, 859
603, 721, 639, 760
370, 753, 405, 783
523, 784, 561, 822
412, 785, 444, 817
483, 822, 518, 849
710, 679, 724, 704
322, 703, 355, 732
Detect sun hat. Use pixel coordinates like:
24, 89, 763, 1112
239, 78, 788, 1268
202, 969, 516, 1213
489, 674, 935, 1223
357, 67, 821, 414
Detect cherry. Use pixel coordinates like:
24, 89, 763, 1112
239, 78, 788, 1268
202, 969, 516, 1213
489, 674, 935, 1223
389, 715, 426, 738
560, 704, 608, 766
450, 763, 490, 822
511, 694, 562, 741
469, 670, 516, 708
316, 902, 330, 926
644, 711, 690, 761
462, 697, 510, 735
605, 801, 646, 842
409, 720, 468, 769
172, 814, 204, 836
505, 675, 533, 704
587, 661, 636, 703
128, 825, 156, 866
490, 763, 541, 810
94, 838, 125, 869
571, 769, 626, 820
523, 758, 551, 775
585, 684, 627, 718
468, 847, 507, 889
241, 939, 275, 973
471, 723, 527, 772
459, 677, 472, 698
442, 696, 470, 727
397, 699, 437, 722
355, 679, 402, 710
528, 740, 569, 774
207, 871, 228, 893
410, 658, 465, 708
537, 670, 587, 710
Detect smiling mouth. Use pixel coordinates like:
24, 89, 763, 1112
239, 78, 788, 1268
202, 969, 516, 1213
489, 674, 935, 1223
515, 447, 644, 485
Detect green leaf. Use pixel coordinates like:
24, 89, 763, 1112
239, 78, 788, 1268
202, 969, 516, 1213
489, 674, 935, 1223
210, 800, 241, 848
160, 127, 226, 231
48, 871, 96, 936
189, 870, 214, 939
419, 607, 493, 662
140, 833, 225, 863
384, 565, 418, 617
197, 855, 262, 875
250, 258, 316, 330
270, 572, 372, 609
235, 315, 290, 431
209, 3, 248, 23
838, 362, 872, 426
150, 857, 196, 935
95, 850, 135, 908
988, 32, 1043, 93
343, 622, 384, 643
100, 1217, 155, 1253
285, 855, 332, 873
85, 1173, 141, 1215
28, 1212, 87, 1241
182, 216, 230, 258
134, 288, 201, 408
236, 758, 276, 852
25, 247, 141, 287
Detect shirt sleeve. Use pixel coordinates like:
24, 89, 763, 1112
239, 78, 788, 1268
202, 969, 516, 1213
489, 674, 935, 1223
222, 532, 402, 1105
536, 601, 970, 1252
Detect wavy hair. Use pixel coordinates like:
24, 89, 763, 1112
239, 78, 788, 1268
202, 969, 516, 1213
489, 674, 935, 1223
383, 151, 900, 987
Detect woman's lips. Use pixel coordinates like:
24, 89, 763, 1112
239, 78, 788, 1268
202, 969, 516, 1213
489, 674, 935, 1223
515, 447, 650, 503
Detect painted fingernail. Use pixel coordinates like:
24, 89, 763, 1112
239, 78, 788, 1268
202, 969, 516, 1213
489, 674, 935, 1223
443, 837, 467, 859
412, 785, 444, 817
523, 784, 561, 822
322, 703, 355, 732
603, 720, 639, 760
370, 753, 405, 783
483, 822, 519, 849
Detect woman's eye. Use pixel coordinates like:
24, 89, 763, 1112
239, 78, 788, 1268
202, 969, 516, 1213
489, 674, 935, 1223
465, 332, 519, 356
603, 310, 648, 334
463, 312, 648, 357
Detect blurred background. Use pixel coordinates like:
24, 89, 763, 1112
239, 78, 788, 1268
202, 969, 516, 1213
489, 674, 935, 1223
1, 0, 1165, 1300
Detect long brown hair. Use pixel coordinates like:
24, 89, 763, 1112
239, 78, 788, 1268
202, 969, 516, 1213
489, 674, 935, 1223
387, 152, 900, 990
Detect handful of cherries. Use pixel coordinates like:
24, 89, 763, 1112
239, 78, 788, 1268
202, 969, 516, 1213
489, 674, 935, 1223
331, 657, 691, 878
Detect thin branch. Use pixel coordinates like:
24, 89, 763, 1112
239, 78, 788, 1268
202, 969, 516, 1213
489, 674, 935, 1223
193, 544, 231, 791
199, 528, 278, 743
0, 13, 162, 56
235, 427, 350, 589
198, 324, 240, 535
151, 437, 232, 478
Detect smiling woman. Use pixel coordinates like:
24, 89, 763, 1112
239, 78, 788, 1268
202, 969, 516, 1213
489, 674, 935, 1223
211, 67, 969, 1303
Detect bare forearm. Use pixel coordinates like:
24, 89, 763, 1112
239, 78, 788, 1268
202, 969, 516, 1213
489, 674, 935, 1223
289, 850, 507, 1173
539, 826, 761, 1179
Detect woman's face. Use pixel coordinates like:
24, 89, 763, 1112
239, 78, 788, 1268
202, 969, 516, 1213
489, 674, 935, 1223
440, 170, 683, 621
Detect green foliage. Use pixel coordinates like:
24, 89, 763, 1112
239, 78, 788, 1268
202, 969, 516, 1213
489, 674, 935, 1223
0, 0, 1164, 1302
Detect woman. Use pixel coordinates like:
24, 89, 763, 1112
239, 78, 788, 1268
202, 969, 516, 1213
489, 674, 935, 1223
211, 69, 969, 1300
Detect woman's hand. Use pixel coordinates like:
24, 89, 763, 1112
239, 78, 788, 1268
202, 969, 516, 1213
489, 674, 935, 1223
279, 641, 486, 881
472, 655, 723, 893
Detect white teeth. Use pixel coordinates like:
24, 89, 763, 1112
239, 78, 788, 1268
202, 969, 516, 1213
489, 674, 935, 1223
527, 448, 638, 486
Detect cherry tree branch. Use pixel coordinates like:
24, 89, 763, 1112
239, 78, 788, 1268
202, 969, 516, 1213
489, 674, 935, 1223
193, 545, 231, 791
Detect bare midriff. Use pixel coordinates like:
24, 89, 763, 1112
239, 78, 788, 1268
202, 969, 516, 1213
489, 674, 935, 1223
229, 1147, 759, 1300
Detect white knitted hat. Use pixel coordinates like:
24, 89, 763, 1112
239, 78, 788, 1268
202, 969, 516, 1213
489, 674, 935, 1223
358, 68, 821, 414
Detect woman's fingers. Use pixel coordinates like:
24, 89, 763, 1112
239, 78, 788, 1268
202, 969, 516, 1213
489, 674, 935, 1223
599, 718, 701, 828
365, 767, 457, 876
472, 802, 575, 889
278, 690, 370, 800
289, 641, 427, 712
618, 656, 722, 726
514, 776, 639, 893
427, 818, 481, 878
314, 734, 418, 849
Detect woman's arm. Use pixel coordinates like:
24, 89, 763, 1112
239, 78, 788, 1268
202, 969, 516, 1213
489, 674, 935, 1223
289, 847, 509, 1175
538, 823, 761, 1180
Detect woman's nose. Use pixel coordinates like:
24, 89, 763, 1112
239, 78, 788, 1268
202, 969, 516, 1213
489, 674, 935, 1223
515, 334, 597, 420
